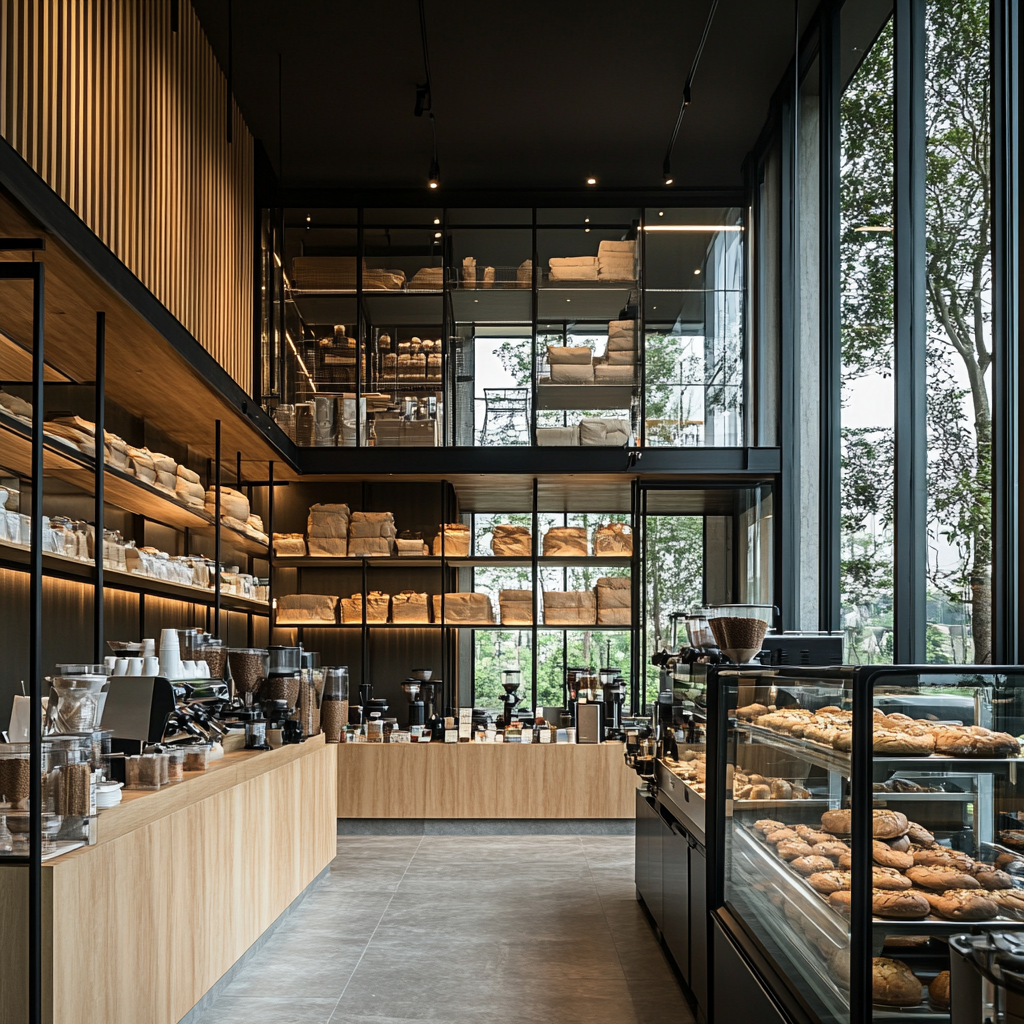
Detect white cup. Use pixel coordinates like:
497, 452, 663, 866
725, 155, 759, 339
142, 638, 156, 658
127, 658, 144, 676
159, 649, 182, 679
182, 660, 196, 679
143, 656, 160, 675
114, 658, 129, 676
197, 661, 211, 679
103, 656, 117, 673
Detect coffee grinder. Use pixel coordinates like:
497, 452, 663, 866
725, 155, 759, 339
402, 680, 425, 728
603, 672, 627, 737
499, 669, 522, 728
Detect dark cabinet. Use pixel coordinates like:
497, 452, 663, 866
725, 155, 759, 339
689, 840, 708, 1015
662, 823, 690, 982
635, 789, 667, 929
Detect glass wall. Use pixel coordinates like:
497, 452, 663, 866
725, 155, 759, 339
644, 208, 745, 446
259, 205, 747, 450
924, 0, 992, 664
839, 17, 895, 663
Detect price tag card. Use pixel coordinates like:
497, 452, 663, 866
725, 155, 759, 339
458, 707, 473, 741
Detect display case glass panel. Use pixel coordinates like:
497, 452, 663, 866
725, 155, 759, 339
715, 665, 1024, 1024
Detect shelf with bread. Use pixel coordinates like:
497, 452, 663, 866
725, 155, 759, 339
271, 555, 632, 569
712, 664, 1024, 1021
272, 508, 634, 632
0, 390, 272, 628
0, 400, 270, 556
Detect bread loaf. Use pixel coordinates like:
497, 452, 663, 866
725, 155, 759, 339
543, 591, 597, 626
276, 594, 339, 625
593, 522, 633, 555
921, 888, 997, 920
491, 525, 531, 557
391, 591, 430, 623
596, 576, 630, 625
273, 533, 307, 557
431, 593, 494, 624
205, 487, 250, 522
542, 526, 588, 557
498, 590, 533, 625
928, 971, 950, 1010
432, 523, 470, 557
872, 958, 923, 1006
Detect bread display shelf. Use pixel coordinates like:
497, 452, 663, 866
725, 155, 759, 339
737, 824, 1024, 938
0, 409, 267, 555
738, 722, 1023, 776
0, 407, 93, 476
273, 619, 624, 631
273, 555, 632, 568
0, 538, 269, 613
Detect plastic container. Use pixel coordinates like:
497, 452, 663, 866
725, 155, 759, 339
134, 754, 162, 789
183, 745, 210, 772
166, 749, 185, 782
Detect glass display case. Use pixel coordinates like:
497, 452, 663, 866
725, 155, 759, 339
260, 205, 748, 449
710, 665, 1024, 1023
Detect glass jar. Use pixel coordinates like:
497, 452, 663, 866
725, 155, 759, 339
367, 719, 384, 743
321, 667, 350, 743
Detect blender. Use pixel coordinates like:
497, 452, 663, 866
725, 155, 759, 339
499, 669, 522, 728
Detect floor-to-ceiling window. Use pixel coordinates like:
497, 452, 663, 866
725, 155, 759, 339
839, 18, 895, 663
923, 0, 992, 664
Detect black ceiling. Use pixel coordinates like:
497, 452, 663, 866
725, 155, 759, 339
191, 0, 817, 192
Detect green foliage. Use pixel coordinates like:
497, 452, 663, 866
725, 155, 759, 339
839, 2, 993, 663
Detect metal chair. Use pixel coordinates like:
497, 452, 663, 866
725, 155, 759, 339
479, 388, 530, 445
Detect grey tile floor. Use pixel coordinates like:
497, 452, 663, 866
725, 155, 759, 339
188, 834, 696, 1024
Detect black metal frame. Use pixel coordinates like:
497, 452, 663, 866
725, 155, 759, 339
818, 0, 842, 633
991, 0, 1020, 664
892, 0, 928, 664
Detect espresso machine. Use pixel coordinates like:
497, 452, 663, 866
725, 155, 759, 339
499, 669, 522, 728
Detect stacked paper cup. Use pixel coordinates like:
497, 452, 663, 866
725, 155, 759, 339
159, 628, 182, 679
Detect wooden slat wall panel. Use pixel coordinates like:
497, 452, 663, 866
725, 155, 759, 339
0, 0, 254, 392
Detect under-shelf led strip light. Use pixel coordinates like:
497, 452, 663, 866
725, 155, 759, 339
642, 224, 743, 231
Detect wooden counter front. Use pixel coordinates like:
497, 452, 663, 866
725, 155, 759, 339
337, 740, 635, 818
0, 735, 337, 1024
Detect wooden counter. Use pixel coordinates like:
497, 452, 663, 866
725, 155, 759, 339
0, 735, 336, 1024
337, 740, 635, 819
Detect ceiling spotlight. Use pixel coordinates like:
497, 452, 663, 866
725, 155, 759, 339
694, 268, 701, 275
585, 228, 590, 233
305, 215, 311, 222
433, 218, 440, 225
658, 211, 664, 217
664, 176, 674, 186
586, 177, 596, 185
434, 232, 442, 238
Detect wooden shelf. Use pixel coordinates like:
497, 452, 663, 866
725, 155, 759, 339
0, 410, 269, 556
0, 409, 94, 477
273, 620, 627, 631
273, 555, 632, 568
0, 539, 269, 614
